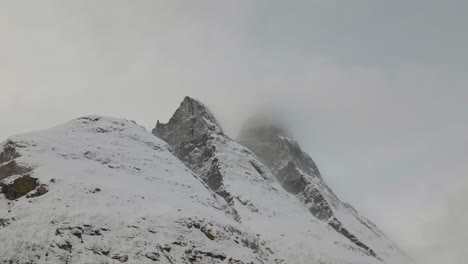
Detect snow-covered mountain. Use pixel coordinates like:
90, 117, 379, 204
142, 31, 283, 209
0, 97, 411, 264
238, 115, 409, 263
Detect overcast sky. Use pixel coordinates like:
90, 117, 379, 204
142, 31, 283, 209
1, 1, 467, 263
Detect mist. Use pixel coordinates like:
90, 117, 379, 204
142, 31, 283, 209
1, 1, 467, 263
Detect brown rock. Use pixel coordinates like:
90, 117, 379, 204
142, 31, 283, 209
0, 161, 32, 181
27, 184, 49, 198
2, 174, 39, 200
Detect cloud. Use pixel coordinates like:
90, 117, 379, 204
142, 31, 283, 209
0, 1, 467, 263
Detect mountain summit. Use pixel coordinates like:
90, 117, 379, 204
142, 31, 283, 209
238, 117, 404, 260
153, 96, 223, 146
0, 97, 411, 264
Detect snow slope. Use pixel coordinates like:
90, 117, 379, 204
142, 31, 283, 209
0, 116, 273, 263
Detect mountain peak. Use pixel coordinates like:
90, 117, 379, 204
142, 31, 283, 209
152, 96, 223, 146
238, 114, 387, 258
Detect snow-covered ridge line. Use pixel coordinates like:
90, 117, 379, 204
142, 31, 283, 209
0, 115, 275, 263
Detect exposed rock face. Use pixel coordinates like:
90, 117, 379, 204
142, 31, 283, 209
1, 174, 45, 200
153, 96, 223, 147
239, 125, 322, 181
0, 160, 32, 181
0, 140, 42, 200
238, 121, 380, 258
26, 184, 49, 198
238, 123, 334, 215
153, 97, 237, 212
0, 140, 32, 181
0, 140, 21, 165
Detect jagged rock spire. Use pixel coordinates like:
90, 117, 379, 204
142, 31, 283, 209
152, 96, 241, 222
152, 96, 223, 146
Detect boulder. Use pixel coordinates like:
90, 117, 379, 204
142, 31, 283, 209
1, 174, 47, 200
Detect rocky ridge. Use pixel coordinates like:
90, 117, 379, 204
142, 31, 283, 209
153, 97, 410, 264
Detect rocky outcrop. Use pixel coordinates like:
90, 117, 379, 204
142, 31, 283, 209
153, 96, 222, 147
0, 140, 43, 199
329, 217, 378, 258
1, 174, 48, 200
0, 140, 21, 165
152, 97, 237, 215
152, 97, 220, 174
0, 160, 32, 181
0, 140, 32, 181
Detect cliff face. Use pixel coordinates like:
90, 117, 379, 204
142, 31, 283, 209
153, 97, 239, 217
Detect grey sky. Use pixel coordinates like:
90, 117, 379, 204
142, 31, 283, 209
1, 1, 467, 263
